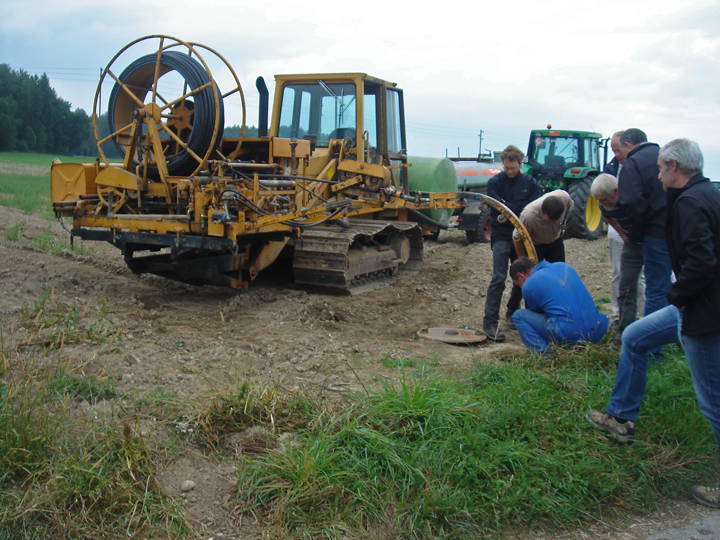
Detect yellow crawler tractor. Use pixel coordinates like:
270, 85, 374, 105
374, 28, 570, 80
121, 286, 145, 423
50, 35, 462, 293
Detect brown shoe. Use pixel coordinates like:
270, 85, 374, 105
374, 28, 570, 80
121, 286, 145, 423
586, 409, 635, 443
690, 485, 720, 508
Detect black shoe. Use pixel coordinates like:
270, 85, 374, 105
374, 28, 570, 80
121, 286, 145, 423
505, 317, 516, 330
484, 326, 506, 342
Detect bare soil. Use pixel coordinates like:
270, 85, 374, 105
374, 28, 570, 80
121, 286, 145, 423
0, 205, 715, 539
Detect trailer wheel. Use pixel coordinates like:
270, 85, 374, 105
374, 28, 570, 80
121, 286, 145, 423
565, 176, 602, 240
466, 229, 480, 243
479, 206, 492, 243
465, 207, 491, 244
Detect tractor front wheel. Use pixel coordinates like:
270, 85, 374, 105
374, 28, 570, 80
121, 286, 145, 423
565, 176, 602, 240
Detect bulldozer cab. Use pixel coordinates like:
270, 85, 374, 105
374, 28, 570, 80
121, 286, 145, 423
270, 73, 408, 188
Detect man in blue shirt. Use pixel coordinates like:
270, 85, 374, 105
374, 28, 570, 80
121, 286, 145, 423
508, 257, 608, 354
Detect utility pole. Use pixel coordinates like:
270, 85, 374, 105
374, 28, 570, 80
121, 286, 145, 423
477, 129, 484, 159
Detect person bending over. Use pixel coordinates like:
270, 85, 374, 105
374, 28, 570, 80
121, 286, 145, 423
509, 256, 608, 354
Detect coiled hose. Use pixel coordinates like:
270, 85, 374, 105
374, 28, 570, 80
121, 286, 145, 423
108, 51, 224, 178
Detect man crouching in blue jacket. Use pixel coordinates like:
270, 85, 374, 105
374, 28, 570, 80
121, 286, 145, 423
509, 257, 608, 354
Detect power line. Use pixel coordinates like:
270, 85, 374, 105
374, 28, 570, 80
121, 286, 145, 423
406, 121, 479, 134
3, 63, 98, 73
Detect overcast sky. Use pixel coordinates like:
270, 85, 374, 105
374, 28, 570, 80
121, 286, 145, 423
1, 0, 718, 177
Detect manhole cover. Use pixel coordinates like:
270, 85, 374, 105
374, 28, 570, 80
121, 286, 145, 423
417, 327, 487, 344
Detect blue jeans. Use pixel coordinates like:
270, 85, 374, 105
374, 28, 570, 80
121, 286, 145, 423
642, 235, 672, 317
682, 331, 720, 447
606, 305, 681, 421
512, 310, 607, 354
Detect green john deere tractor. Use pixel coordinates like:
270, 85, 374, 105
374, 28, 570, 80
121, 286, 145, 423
523, 128, 608, 239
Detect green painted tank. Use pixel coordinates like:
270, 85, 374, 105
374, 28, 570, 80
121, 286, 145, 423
407, 156, 457, 226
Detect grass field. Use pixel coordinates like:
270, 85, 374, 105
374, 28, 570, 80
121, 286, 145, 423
0, 152, 94, 249
0, 172, 52, 215
0, 151, 96, 167
0, 152, 83, 215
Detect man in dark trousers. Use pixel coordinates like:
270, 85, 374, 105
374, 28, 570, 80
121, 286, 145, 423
658, 139, 720, 508
602, 130, 645, 327
617, 128, 672, 331
482, 145, 542, 342
591, 173, 645, 332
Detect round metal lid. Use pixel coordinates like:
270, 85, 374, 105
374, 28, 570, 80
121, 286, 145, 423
417, 327, 487, 344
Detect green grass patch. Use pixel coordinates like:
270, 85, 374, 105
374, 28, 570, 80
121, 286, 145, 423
0, 152, 97, 216
189, 382, 317, 450
135, 386, 183, 415
28, 229, 87, 255
46, 366, 117, 402
2, 223, 22, 242
0, 173, 50, 215
0, 420, 190, 538
234, 346, 716, 538
0, 382, 57, 483
22, 290, 121, 351
0, 151, 95, 167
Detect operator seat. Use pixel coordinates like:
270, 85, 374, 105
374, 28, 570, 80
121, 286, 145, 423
328, 127, 356, 144
544, 155, 566, 169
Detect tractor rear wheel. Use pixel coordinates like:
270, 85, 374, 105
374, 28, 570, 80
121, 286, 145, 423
565, 176, 602, 240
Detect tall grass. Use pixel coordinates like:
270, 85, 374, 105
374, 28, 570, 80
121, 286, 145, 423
0, 378, 189, 538
234, 345, 716, 538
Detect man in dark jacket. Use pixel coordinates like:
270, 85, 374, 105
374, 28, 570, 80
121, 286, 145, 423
603, 131, 644, 329
659, 138, 720, 508
482, 145, 542, 341
617, 128, 672, 331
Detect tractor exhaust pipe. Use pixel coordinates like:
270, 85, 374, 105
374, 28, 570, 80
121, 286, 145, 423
256, 76, 269, 137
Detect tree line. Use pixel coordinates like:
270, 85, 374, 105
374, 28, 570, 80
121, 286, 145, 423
0, 64, 257, 157
0, 64, 93, 154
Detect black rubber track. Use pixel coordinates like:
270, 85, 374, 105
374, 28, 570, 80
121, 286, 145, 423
107, 51, 224, 178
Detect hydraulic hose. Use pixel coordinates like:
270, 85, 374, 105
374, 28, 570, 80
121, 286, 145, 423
107, 51, 224, 178
406, 208, 449, 229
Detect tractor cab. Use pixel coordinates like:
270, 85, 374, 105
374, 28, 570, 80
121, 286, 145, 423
523, 128, 609, 239
525, 129, 606, 190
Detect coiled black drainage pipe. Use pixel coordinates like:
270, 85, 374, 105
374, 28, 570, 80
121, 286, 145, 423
108, 51, 224, 178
